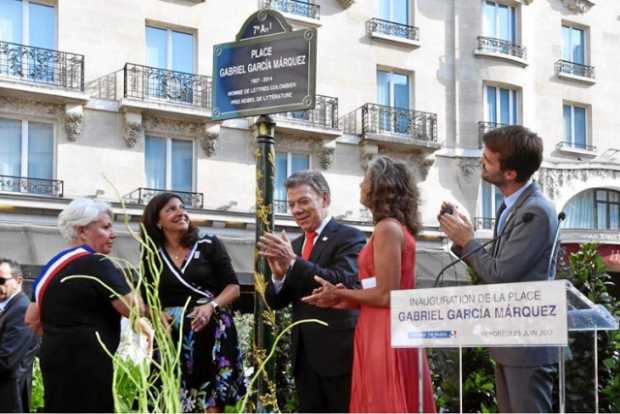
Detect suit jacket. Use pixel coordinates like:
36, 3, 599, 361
266, 218, 366, 377
0, 291, 40, 413
454, 182, 559, 367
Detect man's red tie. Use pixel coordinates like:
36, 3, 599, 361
302, 231, 317, 260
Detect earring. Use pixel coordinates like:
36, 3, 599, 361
157, 224, 162, 230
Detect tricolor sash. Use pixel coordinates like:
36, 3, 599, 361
33, 244, 94, 307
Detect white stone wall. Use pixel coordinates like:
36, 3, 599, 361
2, 0, 620, 228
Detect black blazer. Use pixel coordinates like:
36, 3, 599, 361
266, 218, 366, 377
0, 292, 40, 413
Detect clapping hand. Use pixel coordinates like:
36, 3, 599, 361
257, 231, 296, 280
302, 276, 352, 309
438, 201, 474, 248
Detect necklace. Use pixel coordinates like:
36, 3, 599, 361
167, 246, 188, 262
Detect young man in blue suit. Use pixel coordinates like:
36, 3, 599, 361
258, 171, 366, 412
439, 126, 559, 412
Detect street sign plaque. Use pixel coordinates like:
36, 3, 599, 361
212, 10, 317, 121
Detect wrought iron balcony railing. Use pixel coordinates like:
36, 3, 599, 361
274, 95, 339, 129
476, 36, 526, 60
556, 141, 597, 152
366, 18, 419, 42
262, 0, 320, 20
124, 187, 204, 209
0, 175, 64, 197
0, 40, 84, 91
555, 59, 595, 79
474, 216, 495, 231
123, 63, 212, 110
478, 121, 509, 147
274, 199, 288, 214
341, 103, 438, 143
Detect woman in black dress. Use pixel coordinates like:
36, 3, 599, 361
141, 193, 245, 412
25, 198, 143, 412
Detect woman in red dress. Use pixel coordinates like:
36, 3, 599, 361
303, 155, 436, 413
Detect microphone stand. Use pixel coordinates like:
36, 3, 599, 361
546, 212, 567, 279
549, 212, 567, 413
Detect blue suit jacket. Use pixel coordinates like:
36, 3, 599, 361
455, 182, 559, 366
265, 218, 366, 376
0, 292, 40, 412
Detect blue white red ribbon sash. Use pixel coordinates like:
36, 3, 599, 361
33, 245, 94, 306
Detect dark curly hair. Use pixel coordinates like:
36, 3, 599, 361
141, 192, 199, 248
363, 155, 421, 236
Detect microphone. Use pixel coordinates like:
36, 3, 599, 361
546, 212, 567, 279
434, 212, 535, 287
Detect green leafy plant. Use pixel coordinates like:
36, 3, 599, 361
30, 357, 44, 412
557, 243, 620, 413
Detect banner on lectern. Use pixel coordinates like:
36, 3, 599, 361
391, 280, 568, 348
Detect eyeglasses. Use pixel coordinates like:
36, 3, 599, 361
0, 277, 14, 286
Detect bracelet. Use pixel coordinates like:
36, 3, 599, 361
209, 301, 219, 313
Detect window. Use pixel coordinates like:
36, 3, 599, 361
0, 0, 55, 47
479, 180, 503, 229
482, 1, 517, 43
379, 0, 409, 25
562, 25, 585, 65
145, 25, 195, 102
485, 85, 518, 125
377, 69, 411, 133
274, 152, 310, 213
145, 136, 193, 192
0, 117, 53, 193
564, 189, 620, 230
0, 0, 56, 81
563, 103, 587, 149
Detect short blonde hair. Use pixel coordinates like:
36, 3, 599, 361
58, 198, 113, 241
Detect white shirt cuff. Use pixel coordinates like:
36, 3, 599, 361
272, 276, 286, 293
271, 258, 296, 294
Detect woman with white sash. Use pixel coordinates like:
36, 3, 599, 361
25, 198, 143, 412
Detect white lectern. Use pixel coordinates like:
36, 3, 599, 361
391, 280, 618, 413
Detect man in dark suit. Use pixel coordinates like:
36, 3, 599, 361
0, 258, 40, 413
439, 125, 559, 412
258, 170, 366, 412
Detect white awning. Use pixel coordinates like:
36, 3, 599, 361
0, 223, 469, 287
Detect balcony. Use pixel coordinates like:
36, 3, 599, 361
261, 0, 320, 24
342, 103, 440, 151
0, 175, 64, 198
0, 40, 86, 101
474, 217, 495, 231
556, 141, 597, 156
123, 188, 204, 209
474, 36, 527, 66
273, 95, 341, 139
555, 60, 596, 84
366, 18, 420, 47
478, 121, 509, 148
87, 64, 212, 120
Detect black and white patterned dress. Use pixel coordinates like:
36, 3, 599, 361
145, 235, 246, 411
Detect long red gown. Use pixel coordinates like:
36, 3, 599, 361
349, 220, 436, 413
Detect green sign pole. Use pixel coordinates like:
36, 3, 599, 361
253, 114, 276, 411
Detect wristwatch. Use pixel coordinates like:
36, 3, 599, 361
209, 300, 219, 313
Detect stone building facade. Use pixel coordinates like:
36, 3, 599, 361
1, 0, 618, 298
